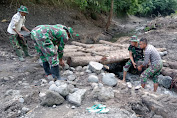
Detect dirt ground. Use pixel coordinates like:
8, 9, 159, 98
1, 4, 177, 118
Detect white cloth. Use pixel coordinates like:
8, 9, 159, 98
7, 12, 26, 34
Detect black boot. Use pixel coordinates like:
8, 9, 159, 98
43, 62, 51, 75
51, 65, 60, 81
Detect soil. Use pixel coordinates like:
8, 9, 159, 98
0, 4, 177, 118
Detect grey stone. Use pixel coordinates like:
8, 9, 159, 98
22, 107, 30, 113
19, 98, 24, 103
63, 70, 73, 75
67, 89, 87, 106
4, 77, 9, 81
159, 51, 168, 57
86, 69, 92, 73
91, 83, 98, 89
158, 75, 172, 88
41, 91, 65, 107
64, 64, 70, 70
92, 86, 114, 101
68, 84, 75, 93
89, 61, 103, 74
49, 81, 55, 85
88, 75, 99, 83
41, 79, 47, 84
49, 84, 58, 91
53, 105, 57, 108
76, 66, 83, 71
70, 67, 75, 71
153, 115, 163, 118
102, 73, 118, 86
71, 106, 76, 109
68, 75, 76, 81
55, 80, 66, 87
55, 84, 69, 97
80, 72, 85, 76
83, 66, 89, 71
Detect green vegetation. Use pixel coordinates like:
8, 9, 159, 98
1, 0, 177, 17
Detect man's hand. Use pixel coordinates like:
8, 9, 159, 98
132, 62, 137, 69
18, 33, 24, 39
137, 66, 142, 72
59, 58, 65, 67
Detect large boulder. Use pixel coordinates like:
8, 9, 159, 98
158, 75, 172, 89
41, 91, 65, 107
88, 75, 99, 83
89, 61, 103, 74
55, 84, 70, 97
92, 86, 114, 101
67, 89, 87, 106
102, 73, 118, 86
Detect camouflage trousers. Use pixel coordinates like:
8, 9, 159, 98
9, 34, 28, 53
31, 34, 59, 67
123, 59, 143, 72
140, 61, 163, 84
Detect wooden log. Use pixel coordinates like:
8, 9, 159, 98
71, 41, 93, 48
63, 51, 90, 58
99, 40, 129, 48
161, 67, 177, 77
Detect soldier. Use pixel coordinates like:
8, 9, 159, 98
122, 36, 144, 82
30, 24, 73, 80
138, 38, 163, 92
7, 5, 31, 61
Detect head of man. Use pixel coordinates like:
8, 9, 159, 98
130, 35, 138, 47
139, 38, 148, 49
18, 5, 29, 16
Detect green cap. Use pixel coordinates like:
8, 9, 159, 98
18, 5, 29, 14
130, 35, 139, 42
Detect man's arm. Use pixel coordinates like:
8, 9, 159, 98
22, 26, 30, 32
138, 50, 150, 71
57, 38, 65, 67
129, 51, 136, 68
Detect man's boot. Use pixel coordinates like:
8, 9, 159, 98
23, 46, 32, 57
43, 62, 52, 76
51, 65, 60, 81
16, 49, 25, 62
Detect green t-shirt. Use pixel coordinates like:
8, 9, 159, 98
128, 45, 144, 61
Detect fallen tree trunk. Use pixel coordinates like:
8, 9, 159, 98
71, 41, 94, 48
99, 40, 129, 48
161, 67, 177, 78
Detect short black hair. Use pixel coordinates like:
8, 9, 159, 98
140, 38, 148, 44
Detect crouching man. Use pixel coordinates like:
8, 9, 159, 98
138, 38, 163, 92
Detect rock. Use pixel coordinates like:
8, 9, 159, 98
153, 115, 163, 118
92, 86, 114, 101
39, 92, 46, 97
49, 84, 58, 91
89, 61, 103, 74
41, 79, 47, 84
68, 84, 75, 93
71, 106, 76, 109
41, 91, 65, 107
53, 105, 57, 108
76, 66, 82, 71
83, 66, 89, 71
118, 72, 139, 82
91, 83, 98, 89
55, 80, 66, 87
85, 69, 92, 74
55, 84, 69, 97
64, 64, 70, 70
98, 83, 104, 88
68, 75, 76, 81
3, 77, 9, 81
88, 75, 99, 83
63, 70, 73, 75
159, 51, 168, 57
70, 67, 75, 71
102, 73, 118, 86
19, 98, 24, 103
67, 89, 87, 106
158, 75, 172, 88
80, 72, 85, 76
49, 81, 55, 85
22, 107, 30, 113
135, 85, 141, 90
47, 75, 53, 80
127, 82, 132, 88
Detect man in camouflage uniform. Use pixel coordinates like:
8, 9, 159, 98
31, 24, 73, 80
122, 36, 144, 82
7, 5, 31, 61
138, 38, 163, 92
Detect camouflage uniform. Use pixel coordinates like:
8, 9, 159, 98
123, 45, 144, 72
140, 61, 163, 84
30, 25, 69, 67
